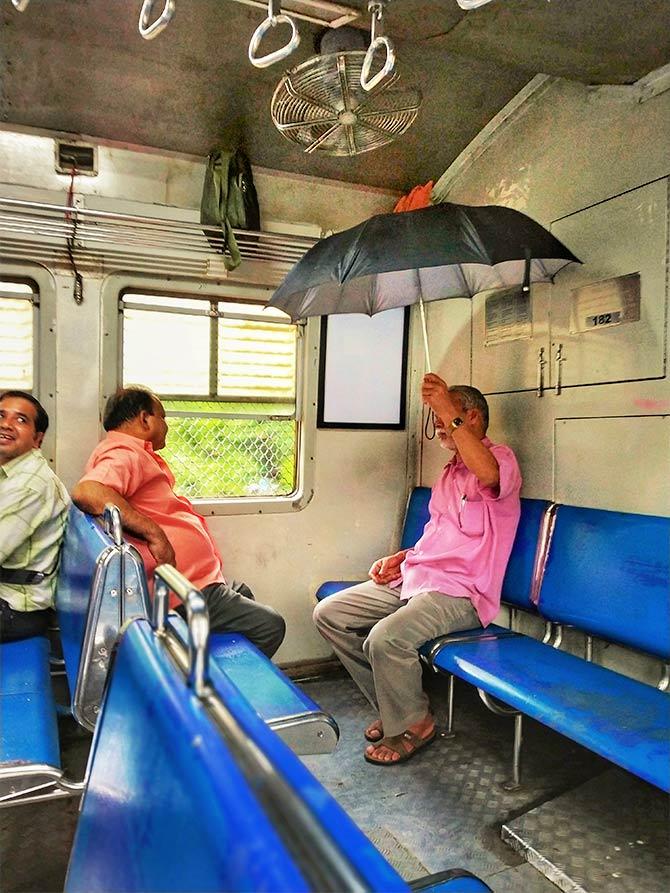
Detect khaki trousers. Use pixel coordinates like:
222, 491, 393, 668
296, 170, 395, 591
313, 580, 480, 737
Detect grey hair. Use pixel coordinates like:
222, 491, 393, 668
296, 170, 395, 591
447, 385, 489, 432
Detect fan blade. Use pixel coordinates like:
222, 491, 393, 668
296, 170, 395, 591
276, 116, 340, 131
285, 76, 340, 117
304, 121, 344, 154
337, 55, 354, 112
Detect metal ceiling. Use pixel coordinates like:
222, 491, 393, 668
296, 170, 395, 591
0, 0, 668, 192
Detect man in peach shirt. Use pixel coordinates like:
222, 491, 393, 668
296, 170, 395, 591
72, 387, 285, 657
314, 374, 521, 765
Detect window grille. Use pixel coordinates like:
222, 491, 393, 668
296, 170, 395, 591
120, 292, 300, 501
0, 281, 37, 391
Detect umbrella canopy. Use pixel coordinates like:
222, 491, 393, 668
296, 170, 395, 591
269, 202, 580, 321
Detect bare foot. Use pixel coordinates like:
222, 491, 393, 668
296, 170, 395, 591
364, 719, 384, 742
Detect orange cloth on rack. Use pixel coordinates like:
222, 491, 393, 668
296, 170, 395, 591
393, 180, 434, 212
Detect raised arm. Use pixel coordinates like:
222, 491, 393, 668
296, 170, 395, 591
71, 480, 175, 565
421, 373, 500, 490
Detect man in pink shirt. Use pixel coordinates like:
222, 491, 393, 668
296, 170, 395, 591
313, 373, 521, 765
72, 387, 285, 657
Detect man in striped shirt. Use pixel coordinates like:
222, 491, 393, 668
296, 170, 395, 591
0, 391, 69, 642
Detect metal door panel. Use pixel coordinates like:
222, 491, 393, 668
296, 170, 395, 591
550, 179, 668, 388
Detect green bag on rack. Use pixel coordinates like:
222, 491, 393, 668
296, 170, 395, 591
200, 148, 260, 271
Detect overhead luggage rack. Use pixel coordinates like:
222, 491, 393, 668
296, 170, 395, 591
0, 197, 317, 280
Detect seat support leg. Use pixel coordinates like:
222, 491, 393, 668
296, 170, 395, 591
440, 673, 456, 739
477, 688, 523, 790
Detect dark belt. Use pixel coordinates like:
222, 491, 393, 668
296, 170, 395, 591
0, 567, 46, 585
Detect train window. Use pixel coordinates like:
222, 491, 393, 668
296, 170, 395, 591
119, 291, 302, 505
0, 280, 37, 391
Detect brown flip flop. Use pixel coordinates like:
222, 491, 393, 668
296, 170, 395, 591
364, 728, 436, 766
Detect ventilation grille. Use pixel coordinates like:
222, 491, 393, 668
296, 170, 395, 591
55, 142, 98, 176
0, 197, 316, 282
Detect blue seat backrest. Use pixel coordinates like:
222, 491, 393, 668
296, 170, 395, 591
400, 490, 546, 613
400, 487, 431, 549
539, 505, 670, 659
500, 498, 550, 611
67, 619, 407, 893
57, 505, 114, 695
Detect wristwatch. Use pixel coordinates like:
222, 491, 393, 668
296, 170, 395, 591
450, 416, 464, 431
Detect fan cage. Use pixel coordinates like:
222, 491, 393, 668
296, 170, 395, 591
271, 51, 422, 156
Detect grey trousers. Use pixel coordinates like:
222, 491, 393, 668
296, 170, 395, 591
313, 581, 480, 737
176, 580, 286, 659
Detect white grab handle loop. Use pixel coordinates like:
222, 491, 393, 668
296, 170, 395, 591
361, 1, 396, 92
248, 0, 300, 69
11, 0, 31, 11
138, 0, 175, 41
361, 36, 396, 92
457, 1, 495, 9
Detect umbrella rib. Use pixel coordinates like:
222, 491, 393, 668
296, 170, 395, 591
534, 257, 550, 280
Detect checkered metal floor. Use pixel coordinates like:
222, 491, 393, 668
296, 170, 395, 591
301, 672, 619, 892
502, 769, 670, 893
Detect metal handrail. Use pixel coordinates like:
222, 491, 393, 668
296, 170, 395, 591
102, 504, 123, 547
233, 0, 358, 29
146, 571, 372, 892
153, 565, 210, 697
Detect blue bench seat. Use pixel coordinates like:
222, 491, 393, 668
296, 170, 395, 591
166, 615, 340, 756
208, 632, 339, 754
429, 503, 670, 792
317, 488, 669, 793
432, 633, 670, 791
67, 566, 490, 892
0, 636, 63, 806
0, 637, 59, 768
57, 504, 151, 731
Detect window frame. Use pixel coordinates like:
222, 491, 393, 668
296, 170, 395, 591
101, 273, 317, 516
0, 262, 57, 466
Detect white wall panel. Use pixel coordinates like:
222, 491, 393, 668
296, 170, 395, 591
554, 415, 670, 514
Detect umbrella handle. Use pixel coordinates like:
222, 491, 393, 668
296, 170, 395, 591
418, 295, 432, 372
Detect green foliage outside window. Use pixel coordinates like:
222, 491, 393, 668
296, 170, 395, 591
162, 401, 297, 499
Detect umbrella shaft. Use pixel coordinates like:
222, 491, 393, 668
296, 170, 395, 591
419, 295, 432, 372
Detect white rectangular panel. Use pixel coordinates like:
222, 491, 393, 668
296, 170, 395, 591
550, 179, 668, 387
554, 415, 670, 515
319, 309, 406, 426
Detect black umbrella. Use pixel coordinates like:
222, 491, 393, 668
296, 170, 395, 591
269, 201, 579, 369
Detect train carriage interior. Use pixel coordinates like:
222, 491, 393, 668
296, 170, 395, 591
0, 1, 669, 891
